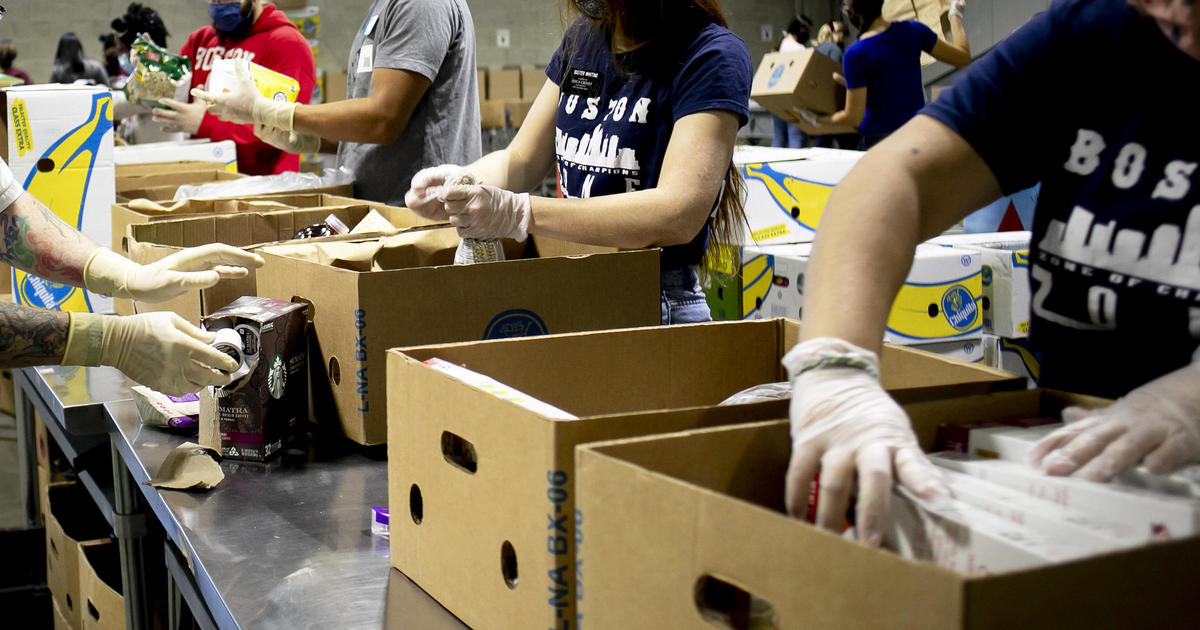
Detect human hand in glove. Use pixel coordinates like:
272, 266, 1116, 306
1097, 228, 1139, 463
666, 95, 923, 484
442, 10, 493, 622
191, 61, 296, 130
84, 245, 265, 304
439, 184, 531, 241
1030, 363, 1200, 481
63, 312, 237, 396
948, 0, 966, 19
255, 123, 321, 155
152, 98, 207, 135
404, 165, 470, 221
784, 337, 949, 546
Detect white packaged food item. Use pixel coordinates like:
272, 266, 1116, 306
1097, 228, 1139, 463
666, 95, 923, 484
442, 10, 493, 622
132, 385, 200, 429
445, 172, 505, 265
930, 452, 1200, 539
947, 422, 1200, 498
886, 487, 1092, 575
718, 382, 791, 406
422, 358, 577, 420
942, 467, 1141, 550
349, 209, 397, 235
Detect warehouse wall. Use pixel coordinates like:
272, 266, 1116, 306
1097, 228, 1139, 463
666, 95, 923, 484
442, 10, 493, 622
0, 0, 1046, 95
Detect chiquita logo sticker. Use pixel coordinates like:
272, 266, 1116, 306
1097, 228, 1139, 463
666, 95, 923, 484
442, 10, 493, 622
941, 285, 979, 332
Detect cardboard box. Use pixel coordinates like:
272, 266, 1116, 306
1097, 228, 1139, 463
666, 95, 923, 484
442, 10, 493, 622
520, 66, 545, 99
257, 232, 661, 445
51, 595, 71, 630
505, 99, 535, 128
127, 204, 432, 324
44, 483, 111, 630
114, 139, 238, 171
0, 368, 13, 415
743, 243, 983, 345
910, 338, 985, 364
78, 540, 123, 630
273, 0, 308, 10
982, 333, 1039, 386
116, 159, 229, 182
115, 170, 246, 202
885, 0, 952, 66
325, 70, 347, 103
751, 50, 844, 121
928, 231, 1032, 338
734, 146, 864, 245
1, 85, 115, 314
487, 68, 521, 101
574, 389, 1197, 629
386, 319, 1023, 630
480, 100, 507, 129
203, 296, 309, 461
477, 69, 487, 100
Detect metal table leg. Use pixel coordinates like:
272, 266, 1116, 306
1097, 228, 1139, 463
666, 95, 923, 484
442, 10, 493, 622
112, 440, 150, 630
15, 381, 40, 528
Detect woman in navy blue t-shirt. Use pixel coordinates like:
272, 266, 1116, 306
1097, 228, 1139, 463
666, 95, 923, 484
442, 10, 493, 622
405, 0, 753, 325
810, 0, 971, 149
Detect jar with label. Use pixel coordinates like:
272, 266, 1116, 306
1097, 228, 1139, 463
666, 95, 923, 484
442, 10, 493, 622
294, 214, 351, 240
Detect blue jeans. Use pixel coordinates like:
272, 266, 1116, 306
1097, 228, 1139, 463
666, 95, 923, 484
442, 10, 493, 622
661, 266, 711, 325
772, 115, 806, 148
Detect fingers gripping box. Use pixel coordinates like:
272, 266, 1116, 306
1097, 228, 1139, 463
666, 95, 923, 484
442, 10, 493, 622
203, 296, 308, 461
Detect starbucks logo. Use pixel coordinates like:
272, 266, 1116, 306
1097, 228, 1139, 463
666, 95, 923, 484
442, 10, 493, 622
268, 354, 287, 399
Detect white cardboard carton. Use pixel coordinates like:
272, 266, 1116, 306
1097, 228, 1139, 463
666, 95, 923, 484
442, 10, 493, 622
114, 139, 237, 171
928, 231, 1031, 337
2, 85, 115, 313
733, 146, 863, 246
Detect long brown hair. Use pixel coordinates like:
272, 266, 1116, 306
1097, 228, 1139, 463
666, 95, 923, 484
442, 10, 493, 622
560, 0, 749, 272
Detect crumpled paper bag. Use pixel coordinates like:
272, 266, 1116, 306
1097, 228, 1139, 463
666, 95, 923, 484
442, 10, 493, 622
145, 442, 224, 491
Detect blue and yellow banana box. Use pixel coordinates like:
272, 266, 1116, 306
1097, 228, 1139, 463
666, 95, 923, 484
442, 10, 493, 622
2, 85, 115, 313
741, 242, 984, 345
927, 231, 1032, 338
734, 146, 863, 246
909, 338, 986, 364
983, 333, 1040, 387
113, 139, 238, 172
284, 6, 320, 39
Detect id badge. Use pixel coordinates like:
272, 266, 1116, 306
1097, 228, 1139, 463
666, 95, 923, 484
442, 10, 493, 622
357, 44, 374, 74
563, 67, 604, 98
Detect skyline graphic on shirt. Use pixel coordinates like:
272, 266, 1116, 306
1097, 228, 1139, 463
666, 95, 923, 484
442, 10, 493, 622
1039, 205, 1200, 290
555, 124, 642, 175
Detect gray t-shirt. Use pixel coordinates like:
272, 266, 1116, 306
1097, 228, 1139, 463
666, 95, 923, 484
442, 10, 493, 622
337, 0, 481, 205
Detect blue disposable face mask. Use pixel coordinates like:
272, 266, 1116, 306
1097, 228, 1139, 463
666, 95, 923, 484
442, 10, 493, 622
210, 2, 250, 35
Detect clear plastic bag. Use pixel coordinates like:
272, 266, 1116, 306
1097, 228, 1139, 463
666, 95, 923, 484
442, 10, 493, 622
173, 166, 355, 201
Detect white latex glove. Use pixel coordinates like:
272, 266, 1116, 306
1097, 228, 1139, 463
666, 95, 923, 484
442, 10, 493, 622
1030, 363, 1200, 481
440, 184, 531, 242
83, 245, 265, 304
404, 164, 469, 221
949, 0, 966, 19
784, 337, 949, 546
152, 98, 207, 135
63, 312, 237, 396
190, 61, 295, 130
255, 123, 321, 154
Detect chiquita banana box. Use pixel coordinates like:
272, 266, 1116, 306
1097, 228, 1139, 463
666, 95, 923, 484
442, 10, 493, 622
927, 231, 1032, 338
983, 333, 1040, 387
741, 242, 983, 345
3, 85, 115, 313
733, 146, 864, 246
909, 338, 986, 364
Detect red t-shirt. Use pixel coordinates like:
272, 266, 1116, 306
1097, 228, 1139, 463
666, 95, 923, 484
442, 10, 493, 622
180, 5, 315, 175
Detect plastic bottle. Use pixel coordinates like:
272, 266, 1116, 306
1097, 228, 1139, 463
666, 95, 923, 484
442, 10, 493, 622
294, 214, 350, 240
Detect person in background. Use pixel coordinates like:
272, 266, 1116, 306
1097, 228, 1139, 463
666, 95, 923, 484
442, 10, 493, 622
0, 153, 262, 395
49, 32, 110, 86
811, 20, 857, 150
781, 0, 1199, 547
155, 0, 315, 175
802, 0, 970, 150
99, 33, 126, 86
771, 16, 812, 149
404, 0, 752, 325
192, 0, 479, 206
0, 41, 32, 84
110, 2, 182, 145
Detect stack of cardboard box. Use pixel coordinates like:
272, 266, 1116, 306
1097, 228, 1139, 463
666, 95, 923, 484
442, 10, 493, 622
479, 66, 546, 129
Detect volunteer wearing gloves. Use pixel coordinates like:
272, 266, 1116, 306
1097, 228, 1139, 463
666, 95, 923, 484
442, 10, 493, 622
191, 0, 479, 206
402, 0, 753, 324
0, 158, 262, 396
154, 0, 315, 175
783, 0, 1199, 546
802, 0, 970, 149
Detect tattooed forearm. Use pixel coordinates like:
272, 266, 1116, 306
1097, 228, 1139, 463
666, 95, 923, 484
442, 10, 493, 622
0, 301, 69, 366
0, 192, 96, 286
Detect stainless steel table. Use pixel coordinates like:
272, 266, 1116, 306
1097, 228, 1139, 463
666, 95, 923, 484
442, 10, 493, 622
17, 364, 469, 629
106, 400, 470, 630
